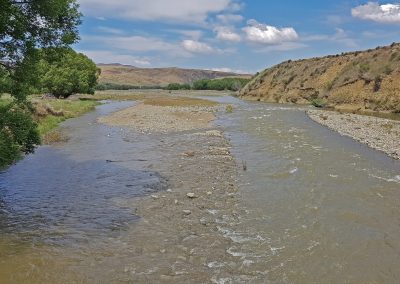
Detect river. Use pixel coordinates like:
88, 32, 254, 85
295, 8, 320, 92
0, 96, 399, 283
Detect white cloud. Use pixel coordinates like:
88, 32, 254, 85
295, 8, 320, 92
214, 26, 241, 42
97, 26, 124, 35
352, 2, 400, 23
80, 50, 151, 66
84, 35, 184, 54
78, 0, 241, 24
181, 40, 215, 54
169, 29, 204, 40
216, 14, 244, 24
243, 19, 299, 44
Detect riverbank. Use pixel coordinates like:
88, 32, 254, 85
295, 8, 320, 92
307, 109, 400, 160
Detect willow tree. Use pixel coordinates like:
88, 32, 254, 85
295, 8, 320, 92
0, 0, 81, 168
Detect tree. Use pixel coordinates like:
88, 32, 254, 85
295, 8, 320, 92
38, 48, 100, 98
0, 0, 81, 168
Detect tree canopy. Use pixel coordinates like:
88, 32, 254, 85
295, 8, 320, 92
0, 0, 81, 168
38, 48, 100, 98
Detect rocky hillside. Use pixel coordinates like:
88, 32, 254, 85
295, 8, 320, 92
240, 43, 400, 113
98, 64, 249, 87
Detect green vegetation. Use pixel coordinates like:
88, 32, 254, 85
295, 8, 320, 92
163, 78, 250, 92
192, 78, 250, 91
1, 0, 81, 169
34, 100, 99, 136
37, 48, 99, 98
225, 105, 234, 113
166, 83, 191, 90
0, 102, 41, 169
310, 98, 327, 108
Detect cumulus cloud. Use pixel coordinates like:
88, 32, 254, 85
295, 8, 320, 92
78, 0, 241, 24
80, 50, 151, 66
243, 19, 299, 44
352, 2, 400, 23
181, 40, 215, 54
214, 26, 241, 42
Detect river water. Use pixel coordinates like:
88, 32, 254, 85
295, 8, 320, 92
1, 96, 400, 283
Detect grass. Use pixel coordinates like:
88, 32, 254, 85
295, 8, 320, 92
78, 90, 149, 101
34, 99, 100, 136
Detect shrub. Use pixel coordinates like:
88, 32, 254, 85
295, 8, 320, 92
359, 62, 370, 73
166, 83, 191, 90
310, 98, 326, 108
324, 81, 334, 91
383, 65, 393, 75
192, 78, 250, 91
0, 102, 40, 168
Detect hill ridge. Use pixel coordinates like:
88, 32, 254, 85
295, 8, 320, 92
240, 42, 400, 113
98, 64, 250, 87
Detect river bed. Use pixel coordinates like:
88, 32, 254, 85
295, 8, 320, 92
1, 96, 400, 283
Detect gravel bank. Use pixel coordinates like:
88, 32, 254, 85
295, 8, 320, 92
96, 100, 252, 282
98, 103, 220, 133
307, 109, 400, 159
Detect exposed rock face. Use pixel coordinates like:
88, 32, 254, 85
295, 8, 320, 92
240, 43, 400, 112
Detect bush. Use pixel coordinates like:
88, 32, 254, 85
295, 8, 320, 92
310, 98, 326, 108
38, 48, 100, 98
0, 102, 40, 169
166, 83, 191, 90
383, 65, 393, 75
225, 105, 233, 113
192, 78, 250, 91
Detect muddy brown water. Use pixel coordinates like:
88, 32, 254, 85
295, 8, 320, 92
1, 97, 400, 283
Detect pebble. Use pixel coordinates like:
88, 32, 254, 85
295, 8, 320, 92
183, 210, 192, 215
186, 193, 197, 198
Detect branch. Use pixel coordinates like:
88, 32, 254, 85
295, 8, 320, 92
0, 61, 12, 72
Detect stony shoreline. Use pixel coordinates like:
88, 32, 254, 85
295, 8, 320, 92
97, 99, 250, 282
307, 109, 400, 160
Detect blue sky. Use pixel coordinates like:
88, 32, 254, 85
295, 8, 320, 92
75, 1, 400, 73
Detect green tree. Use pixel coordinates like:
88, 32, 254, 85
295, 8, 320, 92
38, 48, 100, 98
0, 0, 81, 168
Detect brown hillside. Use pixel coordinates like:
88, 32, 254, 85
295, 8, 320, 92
98, 64, 250, 86
240, 43, 400, 113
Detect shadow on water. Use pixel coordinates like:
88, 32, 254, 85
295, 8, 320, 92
0, 101, 168, 248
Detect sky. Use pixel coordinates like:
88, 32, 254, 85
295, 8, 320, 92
75, 1, 400, 73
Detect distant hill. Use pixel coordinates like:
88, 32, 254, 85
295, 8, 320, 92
98, 64, 251, 87
240, 42, 400, 113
